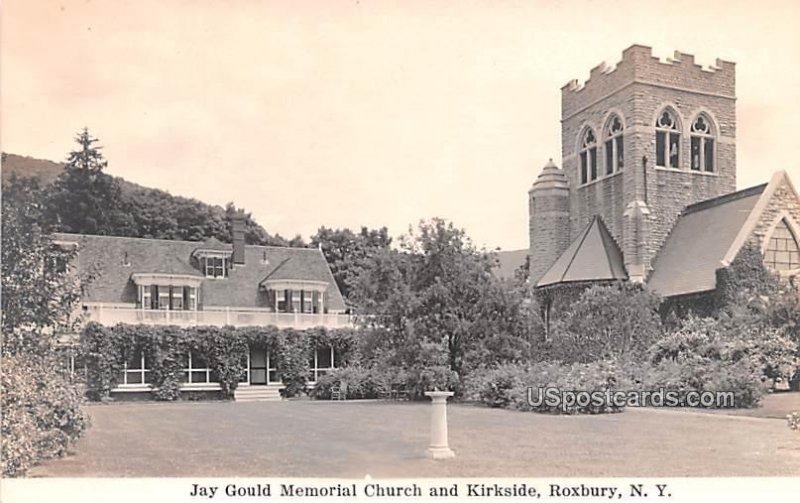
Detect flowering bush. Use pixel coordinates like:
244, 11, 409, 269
1, 354, 90, 477
643, 315, 788, 407
311, 367, 387, 399
464, 361, 628, 415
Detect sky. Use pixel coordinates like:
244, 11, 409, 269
3, 0, 800, 250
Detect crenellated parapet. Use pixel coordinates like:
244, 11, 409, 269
562, 45, 735, 119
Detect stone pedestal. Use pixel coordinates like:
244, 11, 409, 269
424, 391, 455, 459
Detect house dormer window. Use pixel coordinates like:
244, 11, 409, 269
204, 256, 228, 278
192, 238, 233, 279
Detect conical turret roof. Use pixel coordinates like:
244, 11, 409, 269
531, 159, 569, 191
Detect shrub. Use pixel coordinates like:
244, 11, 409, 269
643, 315, 789, 407
1, 354, 90, 477
311, 367, 387, 400
463, 365, 527, 408
464, 361, 627, 415
406, 365, 460, 399
545, 283, 663, 363
275, 330, 311, 398
627, 357, 768, 409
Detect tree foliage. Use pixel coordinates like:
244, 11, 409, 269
548, 283, 664, 363
10, 129, 304, 247
1, 176, 86, 355
350, 218, 538, 379
44, 128, 131, 235
311, 226, 392, 303
1, 174, 90, 476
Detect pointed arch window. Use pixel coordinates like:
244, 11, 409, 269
655, 109, 680, 169
764, 219, 800, 271
604, 115, 624, 175
690, 114, 715, 172
579, 128, 598, 184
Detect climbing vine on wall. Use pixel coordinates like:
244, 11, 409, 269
79, 323, 359, 401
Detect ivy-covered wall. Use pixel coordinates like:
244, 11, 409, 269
659, 243, 780, 320
79, 323, 359, 401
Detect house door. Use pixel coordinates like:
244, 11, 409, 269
248, 346, 278, 385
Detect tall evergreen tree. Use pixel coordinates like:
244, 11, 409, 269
45, 128, 130, 235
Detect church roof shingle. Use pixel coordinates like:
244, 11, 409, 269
647, 184, 767, 297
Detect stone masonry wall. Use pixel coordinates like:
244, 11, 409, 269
560, 45, 736, 277
529, 187, 571, 283
744, 178, 800, 257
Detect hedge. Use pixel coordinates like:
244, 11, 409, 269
1, 354, 89, 476
310, 365, 460, 400
79, 323, 359, 400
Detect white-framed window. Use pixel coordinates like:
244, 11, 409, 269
604, 114, 624, 175
764, 219, 800, 272
119, 347, 151, 386
141, 286, 152, 309
291, 291, 301, 313
275, 290, 287, 312
139, 285, 197, 310
308, 345, 336, 383
204, 256, 227, 278
186, 287, 197, 311
302, 291, 314, 314
655, 108, 681, 168
690, 114, 715, 172
171, 288, 184, 310
158, 289, 170, 310
182, 350, 216, 384
579, 128, 598, 184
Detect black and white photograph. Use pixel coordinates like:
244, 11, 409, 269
1, 1, 799, 501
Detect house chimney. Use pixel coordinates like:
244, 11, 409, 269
231, 210, 246, 265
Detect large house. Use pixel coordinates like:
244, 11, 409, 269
524, 45, 800, 318
57, 213, 349, 400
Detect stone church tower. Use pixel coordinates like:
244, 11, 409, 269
529, 45, 737, 284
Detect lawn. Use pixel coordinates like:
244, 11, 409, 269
31, 395, 800, 477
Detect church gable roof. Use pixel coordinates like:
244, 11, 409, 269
537, 215, 627, 287
647, 183, 767, 297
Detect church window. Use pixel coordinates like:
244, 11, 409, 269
655, 109, 680, 169
579, 128, 598, 184
690, 114, 715, 172
764, 219, 800, 272
604, 115, 624, 175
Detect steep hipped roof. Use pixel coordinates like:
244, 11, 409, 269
537, 216, 627, 287
52, 233, 346, 311
193, 236, 231, 254
647, 184, 767, 297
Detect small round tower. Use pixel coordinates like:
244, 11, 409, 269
529, 159, 571, 284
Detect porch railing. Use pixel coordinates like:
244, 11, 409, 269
83, 304, 353, 329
